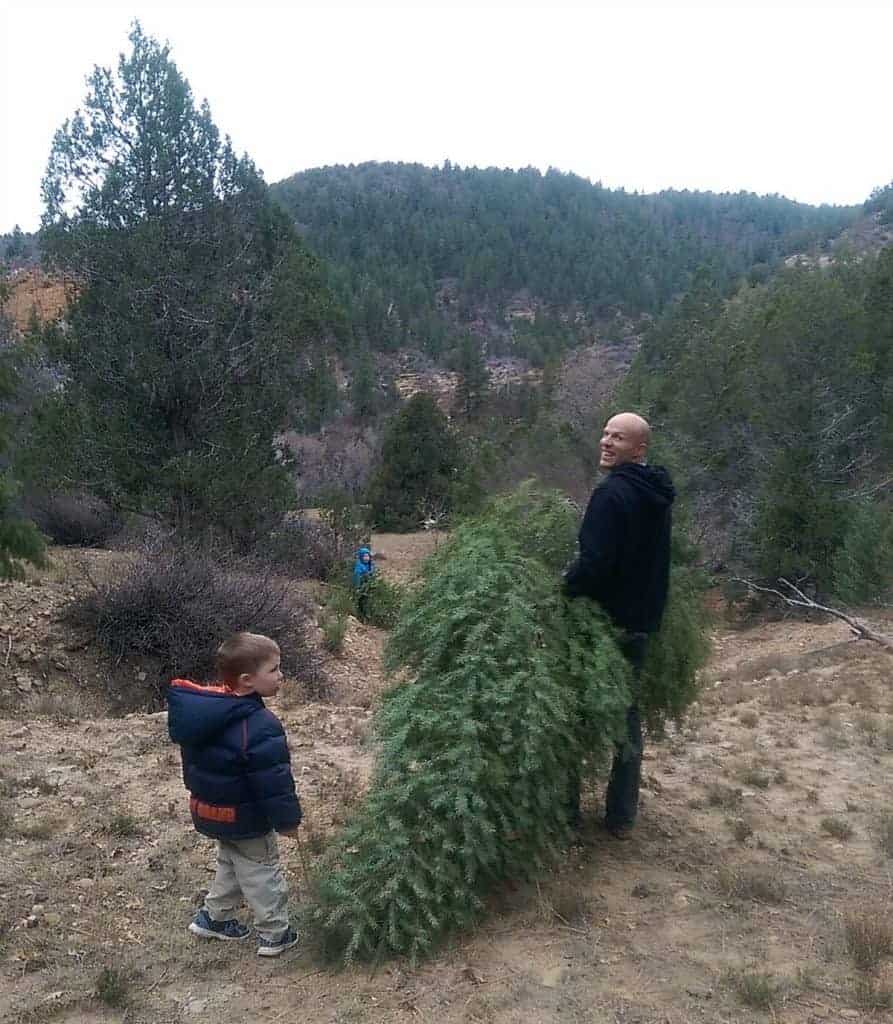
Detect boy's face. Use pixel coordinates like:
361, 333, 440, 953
237, 652, 283, 697
362, 553, 371, 563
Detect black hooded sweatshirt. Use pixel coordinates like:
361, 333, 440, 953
564, 463, 675, 634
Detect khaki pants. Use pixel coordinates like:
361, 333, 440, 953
204, 832, 289, 941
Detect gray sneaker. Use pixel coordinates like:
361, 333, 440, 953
256, 927, 299, 957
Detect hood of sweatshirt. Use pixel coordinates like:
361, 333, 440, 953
167, 679, 262, 746
610, 463, 676, 508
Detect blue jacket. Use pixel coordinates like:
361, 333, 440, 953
353, 546, 375, 588
167, 679, 302, 840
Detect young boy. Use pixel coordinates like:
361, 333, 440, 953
167, 632, 302, 956
352, 546, 375, 619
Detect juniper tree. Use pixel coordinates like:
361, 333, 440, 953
30, 23, 336, 542
310, 485, 708, 961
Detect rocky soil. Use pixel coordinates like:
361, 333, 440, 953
1, 540, 892, 1024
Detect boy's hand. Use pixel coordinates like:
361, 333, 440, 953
279, 825, 301, 839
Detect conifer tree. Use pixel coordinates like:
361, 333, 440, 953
30, 23, 335, 542
832, 502, 893, 606
310, 485, 708, 961
454, 333, 489, 419
0, 293, 45, 578
366, 393, 460, 530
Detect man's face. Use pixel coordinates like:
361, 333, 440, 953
599, 416, 646, 470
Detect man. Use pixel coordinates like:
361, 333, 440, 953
563, 412, 675, 839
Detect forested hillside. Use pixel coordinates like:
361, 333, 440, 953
272, 162, 857, 356
620, 250, 893, 595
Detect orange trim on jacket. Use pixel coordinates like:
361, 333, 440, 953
170, 678, 235, 695
190, 796, 237, 824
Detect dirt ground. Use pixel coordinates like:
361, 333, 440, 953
1, 537, 892, 1024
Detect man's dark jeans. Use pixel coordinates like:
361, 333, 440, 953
568, 633, 649, 831
604, 633, 648, 830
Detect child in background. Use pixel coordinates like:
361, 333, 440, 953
353, 545, 376, 619
167, 632, 302, 957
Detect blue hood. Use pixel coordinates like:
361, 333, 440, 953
167, 680, 262, 746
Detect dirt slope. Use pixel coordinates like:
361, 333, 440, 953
1, 539, 892, 1024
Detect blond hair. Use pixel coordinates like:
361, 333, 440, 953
216, 632, 279, 688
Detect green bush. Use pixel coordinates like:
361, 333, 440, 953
832, 502, 893, 605
639, 562, 711, 732
309, 484, 709, 962
358, 574, 405, 629
321, 613, 348, 654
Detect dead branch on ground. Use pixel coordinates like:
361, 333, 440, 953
730, 576, 893, 652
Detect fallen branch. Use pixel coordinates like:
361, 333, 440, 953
730, 577, 893, 652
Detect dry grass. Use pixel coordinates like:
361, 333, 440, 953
730, 818, 754, 844
844, 910, 893, 972
95, 965, 133, 1008
821, 817, 855, 841
716, 865, 788, 905
871, 809, 893, 858
739, 765, 772, 789
705, 782, 743, 809
724, 967, 784, 1010
853, 975, 893, 1010
102, 810, 144, 838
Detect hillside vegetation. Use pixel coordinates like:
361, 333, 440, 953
272, 161, 857, 356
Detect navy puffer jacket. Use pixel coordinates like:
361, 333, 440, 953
167, 679, 302, 840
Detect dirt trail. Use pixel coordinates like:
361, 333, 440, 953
1, 541, 892, 1024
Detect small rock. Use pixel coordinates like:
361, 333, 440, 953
540, 965, 564, 988
73, 878, 95, 889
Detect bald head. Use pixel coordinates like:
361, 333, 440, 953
599, 412, 651, 470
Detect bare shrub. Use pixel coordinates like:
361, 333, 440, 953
252, 515, 354, 581
23, 491, 123, 547
64, 545, 319, 711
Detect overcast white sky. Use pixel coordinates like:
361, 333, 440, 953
3, 2, 892, 233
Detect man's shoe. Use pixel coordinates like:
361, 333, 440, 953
605, 821, 634, 841
188, 908, 250, 941
257, 927, 300, 957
